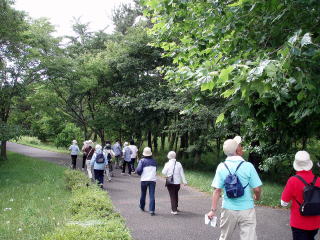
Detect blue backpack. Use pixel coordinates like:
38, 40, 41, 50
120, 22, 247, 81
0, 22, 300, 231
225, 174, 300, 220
223, 161, 248, 198
95, 153, 105, 164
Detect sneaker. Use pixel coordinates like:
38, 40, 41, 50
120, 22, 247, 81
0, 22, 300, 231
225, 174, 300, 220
150, 212, 155, 216
139, 205, 145, 212
171, 211, 178, 215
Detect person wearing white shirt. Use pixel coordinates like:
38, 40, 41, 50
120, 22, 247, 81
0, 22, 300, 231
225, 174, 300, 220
69, 140, 80, 169
129, 140, 139, 172
162, 151, 187, 215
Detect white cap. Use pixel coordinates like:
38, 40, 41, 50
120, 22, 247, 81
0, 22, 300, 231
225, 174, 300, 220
223, 136, 242, 156
143, 147, 152, 157
293, 151, 313, 171
167, 151, 176, 159
72, 140, 77, 144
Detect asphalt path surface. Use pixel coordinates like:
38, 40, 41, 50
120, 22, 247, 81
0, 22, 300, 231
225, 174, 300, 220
7, 142, 306, 240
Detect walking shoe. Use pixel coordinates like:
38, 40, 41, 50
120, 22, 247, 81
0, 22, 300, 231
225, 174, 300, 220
171, 211, 178, 215
139, 205, 145, 212
150, 212, 155, 216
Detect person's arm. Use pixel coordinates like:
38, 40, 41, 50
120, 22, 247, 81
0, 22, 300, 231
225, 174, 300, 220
161, 163, 168, 176
136, 159, 144, 175
90, 153, 96, 166
180, 164, 187, 185
207, 188, 221, 219
253, 186, 261, 201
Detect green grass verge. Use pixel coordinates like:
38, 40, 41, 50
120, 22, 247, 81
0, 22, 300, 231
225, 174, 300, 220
14, 136, 69, 154
44, 170, 132, 240
0, 152, 72, 240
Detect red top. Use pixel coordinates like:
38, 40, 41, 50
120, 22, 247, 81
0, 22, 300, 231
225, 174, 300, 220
281, 170, 320, 230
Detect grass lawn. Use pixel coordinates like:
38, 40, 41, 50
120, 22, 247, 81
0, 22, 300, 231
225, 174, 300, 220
14, 136, 69, 154
0, 152, 71, 240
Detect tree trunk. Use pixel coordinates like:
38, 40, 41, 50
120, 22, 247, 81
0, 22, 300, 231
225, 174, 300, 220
0, 140, 7, 160
160, 133, 166, 151
216, 137, 221, 159
153, 133, 158, 153
169, 132, 176, 150
147, 130, 152, 148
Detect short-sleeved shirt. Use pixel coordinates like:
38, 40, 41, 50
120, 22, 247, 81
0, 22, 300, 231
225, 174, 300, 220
129, 145, 138, 158
281, 170, 320, 230
211, 156, 262, 210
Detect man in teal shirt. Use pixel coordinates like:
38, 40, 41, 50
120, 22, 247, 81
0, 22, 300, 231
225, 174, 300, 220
207, 136, 262, 240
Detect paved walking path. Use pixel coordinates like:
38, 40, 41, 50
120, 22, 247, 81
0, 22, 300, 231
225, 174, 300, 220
7, 142, 295, 240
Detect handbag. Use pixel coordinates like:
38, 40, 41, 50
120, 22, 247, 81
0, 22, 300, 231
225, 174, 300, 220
165, 161, 176, 187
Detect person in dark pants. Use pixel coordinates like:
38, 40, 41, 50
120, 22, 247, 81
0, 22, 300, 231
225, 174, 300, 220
81, 141, 88, 171
122, 142, 132, 175
90, 144, 108, 188
136, 147, 157, 216
129, 140, 138, 173
68, 140, 80, 169
281, 151, 320, 240
162, 151, 187, 214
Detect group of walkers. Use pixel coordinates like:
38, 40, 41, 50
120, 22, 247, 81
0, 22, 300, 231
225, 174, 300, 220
68, 139, 187, 216
69, 136, 320, 240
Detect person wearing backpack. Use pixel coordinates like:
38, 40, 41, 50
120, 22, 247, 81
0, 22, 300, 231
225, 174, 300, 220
281, 151, 320, 240
103, 142, 115, 182
112, 140, 122, 169
122, 142, 133, 175
90, 144, 108, 188
207, 136, 262, 240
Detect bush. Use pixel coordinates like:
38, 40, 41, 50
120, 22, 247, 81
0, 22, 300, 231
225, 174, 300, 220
17, 135, 41, 145
44, 170, 133, 240
64, 169, 91, 191
54, 123, 82, 148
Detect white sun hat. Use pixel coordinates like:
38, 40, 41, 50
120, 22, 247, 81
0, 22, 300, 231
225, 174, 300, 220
167, 151, 176, 159
143, 147, 152, 157
293, 151, 313, 171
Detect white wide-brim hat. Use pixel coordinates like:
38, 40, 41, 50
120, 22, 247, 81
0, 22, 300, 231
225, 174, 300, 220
143, 147, 152, 157
293, 151, 313, 171
72, 140, 77, 144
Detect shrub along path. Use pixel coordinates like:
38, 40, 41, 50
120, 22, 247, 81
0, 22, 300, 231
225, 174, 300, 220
7, 142, 292, 240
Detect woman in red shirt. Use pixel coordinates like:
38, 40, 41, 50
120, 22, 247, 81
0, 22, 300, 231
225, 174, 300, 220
281, 151, 320, 240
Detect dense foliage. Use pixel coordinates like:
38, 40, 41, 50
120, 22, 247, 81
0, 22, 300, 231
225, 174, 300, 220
1, 0, 320, 181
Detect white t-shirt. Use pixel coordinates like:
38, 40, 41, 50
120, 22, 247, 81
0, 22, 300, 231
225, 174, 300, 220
129, 145, 138, 158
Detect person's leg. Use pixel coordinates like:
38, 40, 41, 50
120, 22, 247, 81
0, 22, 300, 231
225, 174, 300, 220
140, 181, 147, 210
105, 165, 111, 181
109, 161, 113, 177
131, 158, 136, 172
148, 181, 156, 214
219, 208, 238, 240
166, 184, 176, 212
238, 208, 257, 240
128, 161, 132, 175
86, 160, 92, 179
122, 161, 127, 173
292, 227, 318, 240
82, 155, 86, 169
71, 155, 77, 169
175, 184, 180, 211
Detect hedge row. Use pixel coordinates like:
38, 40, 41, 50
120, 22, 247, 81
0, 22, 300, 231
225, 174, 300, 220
44, 169, 132, 240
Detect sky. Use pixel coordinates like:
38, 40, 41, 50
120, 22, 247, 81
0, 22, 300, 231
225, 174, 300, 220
14, 0, 134, 37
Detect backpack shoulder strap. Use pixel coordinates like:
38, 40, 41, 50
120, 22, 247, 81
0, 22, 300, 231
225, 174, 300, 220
235, 161, 245, 173
293, 175, 309, 186
311, 176, 318, 186
223, 162, 232, 175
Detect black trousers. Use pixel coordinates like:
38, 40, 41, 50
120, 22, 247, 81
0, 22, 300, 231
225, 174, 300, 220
71, 155, 77, 169
94, 169, 104, 188
130, 158, 136, 171
122, 161, 132, 175
166, 184, 180, 211
292, 227, 319, 240
82, 154, 86, 168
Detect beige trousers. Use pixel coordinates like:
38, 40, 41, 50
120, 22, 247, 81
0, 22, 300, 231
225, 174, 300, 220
219, 208, 257, 240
